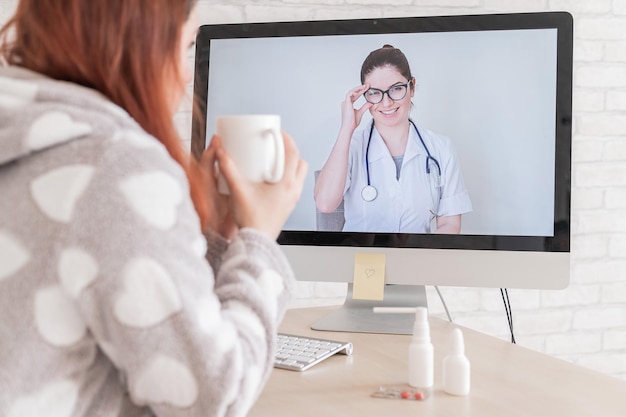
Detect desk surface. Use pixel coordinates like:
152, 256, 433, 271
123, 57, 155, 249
250, 306, 626, 417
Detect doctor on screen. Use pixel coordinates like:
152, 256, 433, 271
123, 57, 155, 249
314, 44, 472, 233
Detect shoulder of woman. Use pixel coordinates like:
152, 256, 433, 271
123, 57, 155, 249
416, 126, 453, 148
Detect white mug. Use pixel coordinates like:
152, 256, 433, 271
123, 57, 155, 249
215, 114, 285, 194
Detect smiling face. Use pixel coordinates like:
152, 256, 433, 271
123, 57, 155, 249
364, 65, 415, 129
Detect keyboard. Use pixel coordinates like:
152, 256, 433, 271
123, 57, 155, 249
274, 333, 354, 371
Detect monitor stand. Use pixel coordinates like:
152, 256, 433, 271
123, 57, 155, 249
311, 284, 427, 335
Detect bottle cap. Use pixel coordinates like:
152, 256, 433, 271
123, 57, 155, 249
412, 307, 430, 342
449, 327, 465, 355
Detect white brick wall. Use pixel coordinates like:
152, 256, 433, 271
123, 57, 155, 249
1, 0, 624, 381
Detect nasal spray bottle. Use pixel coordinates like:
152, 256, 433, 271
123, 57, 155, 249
407, 307, 434, 391
373, 307, 433, 394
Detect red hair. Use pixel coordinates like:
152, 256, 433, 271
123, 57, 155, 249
0, 0, 209, 227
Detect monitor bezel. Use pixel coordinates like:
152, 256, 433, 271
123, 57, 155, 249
191, 11, 573, 254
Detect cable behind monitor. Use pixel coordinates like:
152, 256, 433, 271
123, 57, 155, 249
501, 288, 516, 344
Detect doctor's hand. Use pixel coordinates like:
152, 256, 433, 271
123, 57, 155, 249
216, 133, 308, 240
340, 84, 373, 134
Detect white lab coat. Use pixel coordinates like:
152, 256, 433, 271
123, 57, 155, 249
342, 122, 472, 233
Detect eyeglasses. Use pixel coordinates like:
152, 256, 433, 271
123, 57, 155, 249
363, 80, 413, 104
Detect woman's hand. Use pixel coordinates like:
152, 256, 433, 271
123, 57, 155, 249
216, 132, 308, 240
340, 84, 373, 134
198, 136, 238, 240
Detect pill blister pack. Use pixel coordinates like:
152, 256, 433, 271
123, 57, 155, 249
371, 385, 430, 401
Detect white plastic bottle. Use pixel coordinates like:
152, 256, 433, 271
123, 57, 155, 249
443, 327, 471, 396
408, 307, 434, 390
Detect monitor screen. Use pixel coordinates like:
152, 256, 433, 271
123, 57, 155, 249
192, 12, 573, 334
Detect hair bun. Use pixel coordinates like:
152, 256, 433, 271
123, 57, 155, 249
382, 44, 394, 48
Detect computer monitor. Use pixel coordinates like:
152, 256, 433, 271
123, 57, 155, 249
191, 12, 573, 334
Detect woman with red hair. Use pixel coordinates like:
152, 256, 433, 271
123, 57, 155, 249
0, 1, 307, 416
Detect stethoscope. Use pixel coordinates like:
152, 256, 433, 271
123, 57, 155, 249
361, 119, 442, 214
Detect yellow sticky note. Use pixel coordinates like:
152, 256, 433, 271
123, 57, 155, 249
352, 253, 386, 301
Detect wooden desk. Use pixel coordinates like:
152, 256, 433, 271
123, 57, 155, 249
250, 306, 626, 417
